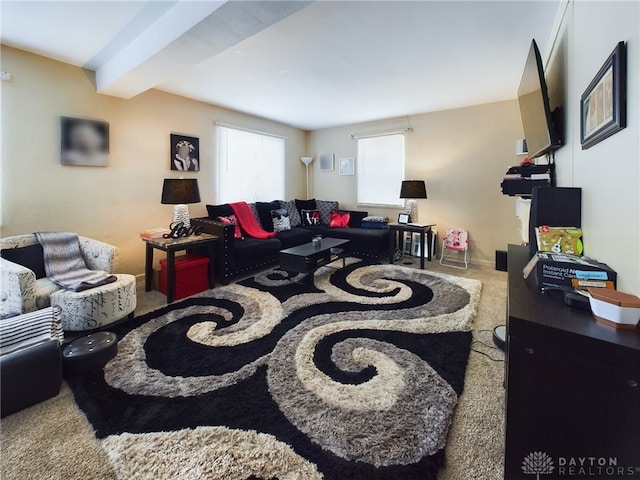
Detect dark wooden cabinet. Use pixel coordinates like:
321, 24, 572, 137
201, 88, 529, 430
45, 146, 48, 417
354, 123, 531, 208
505, 245, 640, 480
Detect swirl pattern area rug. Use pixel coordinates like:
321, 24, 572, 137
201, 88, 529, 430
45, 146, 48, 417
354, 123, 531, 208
67, 261, 482, 480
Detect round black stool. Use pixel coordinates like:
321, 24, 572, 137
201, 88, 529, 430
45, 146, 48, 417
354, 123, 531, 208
63, 331, 118, 376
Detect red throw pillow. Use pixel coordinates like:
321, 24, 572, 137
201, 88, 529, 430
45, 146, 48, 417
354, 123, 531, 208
329, 211, 350, 228
218, 215, 242, 239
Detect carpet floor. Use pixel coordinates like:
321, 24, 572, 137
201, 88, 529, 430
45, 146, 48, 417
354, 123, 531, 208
0, 259, 507, 479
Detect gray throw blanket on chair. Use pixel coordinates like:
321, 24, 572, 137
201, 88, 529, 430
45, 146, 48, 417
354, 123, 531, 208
35, 232, 117, 292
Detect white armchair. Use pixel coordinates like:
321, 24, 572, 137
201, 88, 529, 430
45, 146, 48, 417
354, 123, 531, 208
1, 234, 136, 331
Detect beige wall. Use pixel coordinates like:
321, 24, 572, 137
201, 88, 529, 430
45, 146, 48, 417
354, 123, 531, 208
0, 46, 308, 275
309, 101, 526, 266
547, 1, 639, 294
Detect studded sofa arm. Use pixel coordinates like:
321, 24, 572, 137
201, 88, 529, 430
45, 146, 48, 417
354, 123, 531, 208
191, 217, 236, 284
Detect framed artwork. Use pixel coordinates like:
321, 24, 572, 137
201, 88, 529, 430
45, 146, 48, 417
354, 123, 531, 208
171, 133, 200, 171
338, 157, 355, 175
319, 153, 334, 172
580, 41, 626, 150
60, 116, 109, 166
398, 213, 410, 224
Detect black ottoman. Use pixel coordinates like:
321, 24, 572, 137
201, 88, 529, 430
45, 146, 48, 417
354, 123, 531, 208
63, 332, 117, 377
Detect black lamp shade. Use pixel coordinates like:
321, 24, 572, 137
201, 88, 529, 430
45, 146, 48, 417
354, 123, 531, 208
399, 180, 427, 199
161, 178, 201, 204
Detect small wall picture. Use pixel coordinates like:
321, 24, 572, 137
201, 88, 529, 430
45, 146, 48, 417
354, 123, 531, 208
171, 133, 200, 171
319, 153, 334, 172
60, 116, 109, 166
338, 157, 355, 175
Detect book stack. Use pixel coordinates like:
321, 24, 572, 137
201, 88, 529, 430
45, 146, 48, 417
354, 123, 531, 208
140, 228, 170, 240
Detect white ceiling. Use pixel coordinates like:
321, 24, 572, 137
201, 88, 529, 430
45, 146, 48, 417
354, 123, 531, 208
0, 1, 562, 130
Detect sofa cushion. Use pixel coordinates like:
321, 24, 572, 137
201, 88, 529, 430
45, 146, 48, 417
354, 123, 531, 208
255, 201, 282, 232
1, 244, 47, 279
270, 209, 291, 232
275, 227, 314, 249
280, 200, 302, 227
346, 210, 368, 228
206, 204, 233, 219
316, 200, 339, 225
301, 209, 321, 226
330, 211, 350, 228
233, 237, 281, 260
295, 199, 316, 217
34, 278, 60, 309
248, 203, 262, 228
217, 215, 242, 239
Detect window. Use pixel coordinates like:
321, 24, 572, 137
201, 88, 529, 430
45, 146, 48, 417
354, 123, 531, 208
216, 126, 285, 203
356, 134, 405, 206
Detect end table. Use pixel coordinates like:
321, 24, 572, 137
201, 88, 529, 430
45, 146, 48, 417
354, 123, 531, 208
388, 223, 436, 269
142, 233, 217, 303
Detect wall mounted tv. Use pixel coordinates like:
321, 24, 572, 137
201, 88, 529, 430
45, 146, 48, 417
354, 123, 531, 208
518, 39, 562, 159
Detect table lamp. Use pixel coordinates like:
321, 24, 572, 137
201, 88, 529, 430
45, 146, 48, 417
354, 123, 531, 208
400, 180, 427, 223
161, 178, 201, 228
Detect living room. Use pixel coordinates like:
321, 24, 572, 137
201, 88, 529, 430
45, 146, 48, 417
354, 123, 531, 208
1, 1, 639, 479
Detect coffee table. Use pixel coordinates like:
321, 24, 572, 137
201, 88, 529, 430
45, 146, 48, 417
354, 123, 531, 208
279, 238, 351, 287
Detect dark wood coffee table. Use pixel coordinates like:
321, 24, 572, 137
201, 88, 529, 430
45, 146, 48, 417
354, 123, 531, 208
279, 238, 351, 287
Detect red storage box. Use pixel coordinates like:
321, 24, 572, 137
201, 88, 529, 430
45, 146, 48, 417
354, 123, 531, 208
160, 255, 210, 300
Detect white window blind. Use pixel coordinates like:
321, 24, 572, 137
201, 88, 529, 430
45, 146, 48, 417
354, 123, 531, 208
217, 126, 285, 203
357, 134, 405, 206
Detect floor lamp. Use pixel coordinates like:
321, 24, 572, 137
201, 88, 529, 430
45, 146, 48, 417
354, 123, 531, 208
300, 157, 313, 199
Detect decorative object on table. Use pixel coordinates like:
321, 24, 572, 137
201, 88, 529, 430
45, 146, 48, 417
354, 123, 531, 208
587, 287, 640, 329
161, 178, 201, 228
312, 235, 322, 249
66, 261, 481, 480
400, 180, 427, 223
580, 41, 626, 150
319, 153, 334, 172
60, 116, 109, 167
440, 228, 469, 270
170, 133, 200, 171
398, 213, 410, 224
338, 157, 355, 176
300, 157, 314, 199
162, 222, 203, 238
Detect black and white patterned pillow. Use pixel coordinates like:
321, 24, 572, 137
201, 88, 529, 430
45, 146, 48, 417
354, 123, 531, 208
316, 200, 339, 225
271, 209, 291, 232
280, 200, 302, 227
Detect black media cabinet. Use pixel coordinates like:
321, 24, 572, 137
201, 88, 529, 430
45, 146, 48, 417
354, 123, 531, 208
505, 245, 640, 480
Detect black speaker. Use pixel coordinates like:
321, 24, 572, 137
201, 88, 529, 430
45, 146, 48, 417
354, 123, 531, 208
528, 187, 582, 255
495, 250, 508, 271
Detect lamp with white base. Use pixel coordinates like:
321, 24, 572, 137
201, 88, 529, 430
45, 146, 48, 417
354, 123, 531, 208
161, 178, 201, 228
300, 157, 314, 200
400, 180, 427, 223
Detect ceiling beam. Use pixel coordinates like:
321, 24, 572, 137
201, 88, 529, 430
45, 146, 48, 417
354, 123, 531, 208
96, 0, 313, 99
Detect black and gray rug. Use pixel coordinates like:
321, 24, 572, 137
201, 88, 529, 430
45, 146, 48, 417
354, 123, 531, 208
67, 261, 482, 479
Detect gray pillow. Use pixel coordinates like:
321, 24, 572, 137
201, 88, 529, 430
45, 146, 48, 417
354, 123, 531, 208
316, 200, 339, 225
280, 200, 302, 227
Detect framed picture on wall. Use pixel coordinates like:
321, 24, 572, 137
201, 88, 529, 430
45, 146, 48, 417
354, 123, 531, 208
60, 116, 109, 166
338, 157, 355, 175
580, 41, 626, 150
319, 153, 334, 172
171, 133, 200, 171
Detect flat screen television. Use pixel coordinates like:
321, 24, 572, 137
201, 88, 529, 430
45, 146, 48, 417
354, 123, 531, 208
518, 39, 562, 158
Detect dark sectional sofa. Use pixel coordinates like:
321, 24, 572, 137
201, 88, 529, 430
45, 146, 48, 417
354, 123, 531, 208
191, 199, 389, 284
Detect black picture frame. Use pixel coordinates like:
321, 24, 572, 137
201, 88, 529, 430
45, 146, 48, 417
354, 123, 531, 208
580, 41, 626, 150
398, 213, 410, 224
171, 133, 200, 171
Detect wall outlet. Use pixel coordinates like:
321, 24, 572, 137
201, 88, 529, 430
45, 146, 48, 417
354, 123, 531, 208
0, 71, 12, 81
516, 138, 528, 155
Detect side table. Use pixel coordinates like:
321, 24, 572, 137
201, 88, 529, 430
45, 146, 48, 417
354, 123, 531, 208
142, 233, 217, 303
388, 223, 436, 270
